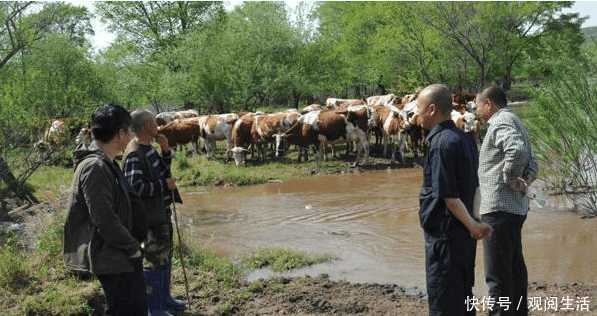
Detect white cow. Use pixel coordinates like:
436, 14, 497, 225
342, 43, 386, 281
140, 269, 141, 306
198, 113, 239, 159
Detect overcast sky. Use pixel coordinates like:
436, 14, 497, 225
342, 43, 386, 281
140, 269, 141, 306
65, 0, 597, 53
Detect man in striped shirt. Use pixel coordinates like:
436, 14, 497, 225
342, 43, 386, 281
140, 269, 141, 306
477, 86, 538, 316
124, 109, 185, 314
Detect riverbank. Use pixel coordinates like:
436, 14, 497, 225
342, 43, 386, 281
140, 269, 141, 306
2, 181, 597, 315
10, 149, 417, 204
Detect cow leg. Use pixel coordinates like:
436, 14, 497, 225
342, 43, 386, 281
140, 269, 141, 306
259, 143, 266, 162
316, 144, 322, 172
398, 133, 406, 163
225, 139, 231, 162
360, 138, 369, 165
383, 134, 389, 158
203, 138, 211, 158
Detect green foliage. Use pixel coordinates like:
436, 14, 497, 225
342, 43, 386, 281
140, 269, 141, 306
0, 235, 30, 290
174, 150, 191, 170
525, 63, 597, 215
0, 2, 593, 199
241, 248, 334, 272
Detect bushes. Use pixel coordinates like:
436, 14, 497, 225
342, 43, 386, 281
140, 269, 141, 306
526, 64, 597, 216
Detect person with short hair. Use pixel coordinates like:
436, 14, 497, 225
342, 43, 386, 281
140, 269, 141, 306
417, 84, 492, 315
64, 104, 147, 316
476, 86, 538, 316
124, 109, 185, 315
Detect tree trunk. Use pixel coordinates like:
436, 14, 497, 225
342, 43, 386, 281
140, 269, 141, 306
503, 64, 513, 91
479, 64, 486, 89
0, 156, 38, 204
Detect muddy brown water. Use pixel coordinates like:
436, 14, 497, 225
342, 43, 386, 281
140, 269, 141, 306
178, 169, 597, 294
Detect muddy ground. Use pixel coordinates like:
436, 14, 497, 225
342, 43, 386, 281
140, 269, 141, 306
2, 164, 596, 315
177, 275, 597, 315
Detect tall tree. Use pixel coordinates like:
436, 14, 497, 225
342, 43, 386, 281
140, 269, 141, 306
96, 2, 224, 55
0, 2, 94, 202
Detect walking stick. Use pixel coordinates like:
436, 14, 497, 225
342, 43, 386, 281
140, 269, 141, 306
171, 191, 191, 307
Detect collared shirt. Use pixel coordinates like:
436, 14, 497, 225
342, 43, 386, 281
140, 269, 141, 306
123, 144, 173, 207
419, 120, 479, 237
478, 107, 538, 215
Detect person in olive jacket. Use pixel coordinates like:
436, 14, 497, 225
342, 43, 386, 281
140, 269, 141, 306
63, 104, 146, 316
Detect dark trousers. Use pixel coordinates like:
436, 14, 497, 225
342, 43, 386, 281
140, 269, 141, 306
425, 232, 477, 316
482, 212, 528, 316
97, 260, 147, 316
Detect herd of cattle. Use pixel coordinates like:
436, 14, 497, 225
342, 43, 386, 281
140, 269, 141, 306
39, 91, 481, 167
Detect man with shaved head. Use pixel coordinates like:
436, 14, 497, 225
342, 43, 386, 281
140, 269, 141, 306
417, 84, 492, 315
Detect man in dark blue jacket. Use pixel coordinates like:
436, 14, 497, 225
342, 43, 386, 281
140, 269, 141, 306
416, 84, 492, 315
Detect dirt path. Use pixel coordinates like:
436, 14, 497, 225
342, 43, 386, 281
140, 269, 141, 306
178, 274, 597, 315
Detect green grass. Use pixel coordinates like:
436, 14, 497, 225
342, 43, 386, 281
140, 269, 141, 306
0, 235, 30, 291
172, 150, 349, 188
27, 165, 73, 199
0, 212, 101, 316
240, 248, 334, 272
11, 142, 353, 201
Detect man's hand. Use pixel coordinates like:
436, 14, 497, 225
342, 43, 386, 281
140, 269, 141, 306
469, 221, 493, 240
156, 134, 170, 152
166, 178, 177, 190
129, 249, 142, 259
507, 177, 528, 193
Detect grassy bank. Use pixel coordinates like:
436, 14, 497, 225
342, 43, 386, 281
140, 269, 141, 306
0, 203, 334, 315
22, 145, 385, 201
171, 151, 355, 188
240, 248, 334, 272
0, 211, 101, 315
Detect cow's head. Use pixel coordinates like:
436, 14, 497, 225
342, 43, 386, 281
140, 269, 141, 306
230, 146, 248, 166
273, 133, 288, 158
367, 108, 378, 129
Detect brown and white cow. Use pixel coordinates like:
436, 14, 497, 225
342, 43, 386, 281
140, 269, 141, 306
451, 110, 481, 146
230, 113, 263, 166
366, 94, 400, 108
75, 127, 92, 146
321, 104, 375, 158
273, 109, 369, 167
198, 113, 239, 159
157, 117, 201, 153
156, 109, 199, 126
404, 105, 427, 159
252, 111, 301, 158
301, 104, 322, 114
35, 119, 67, 151
325, 98, 366, 109
371, 106, 407, 162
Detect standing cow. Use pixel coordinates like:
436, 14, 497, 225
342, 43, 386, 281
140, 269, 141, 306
273, 109, 369, 168
198, 113, 239, 160
157, 117, 201, 154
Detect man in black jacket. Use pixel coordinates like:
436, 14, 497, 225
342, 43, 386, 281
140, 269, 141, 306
416, 84, 492, 315
124, 109, 185, 315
